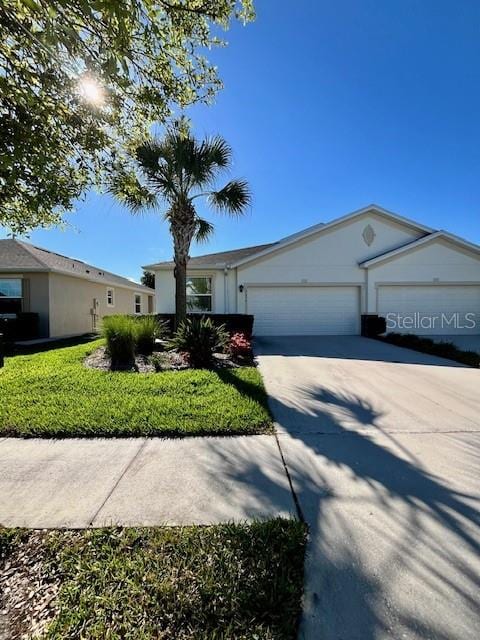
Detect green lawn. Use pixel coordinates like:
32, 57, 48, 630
0, 520, 307, 640
0, 340, 273, 437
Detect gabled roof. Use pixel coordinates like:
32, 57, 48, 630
229, 204, 435, 268
359, 230, 480, 268
0, 239, 154, 292
144, 204, 435, 272
143, 243, 277, 270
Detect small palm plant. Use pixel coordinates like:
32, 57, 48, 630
169, 317, 229, 369
110, 120, 251, 325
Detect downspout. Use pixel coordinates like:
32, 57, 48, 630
224, 267, 229, 314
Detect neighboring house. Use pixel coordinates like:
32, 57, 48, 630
0, 239, 155, 339
144, 205, 480, 337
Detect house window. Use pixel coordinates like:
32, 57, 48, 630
106, 288, 115, 307
186, 276, 212, 312
147, 295, 154, 314
0, 278, 22, 315
134, 294, 142, 314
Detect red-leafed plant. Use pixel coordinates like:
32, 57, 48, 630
229, 332, 252, 362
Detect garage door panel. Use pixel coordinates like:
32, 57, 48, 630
378, 285, 480, 335
248, 286, 360, 336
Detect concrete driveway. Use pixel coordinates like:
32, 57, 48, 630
255, 336, 480, 640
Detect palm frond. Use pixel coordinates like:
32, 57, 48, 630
201, 136, 232, 169
136, 139, 163, 173
188, 136, 232, 188
135, 138, 181, 200
108, 169, 158, 213
208, 179, 251, 216
194, 217, 215, 243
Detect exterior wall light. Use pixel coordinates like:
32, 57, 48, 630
238, 284, 244, 293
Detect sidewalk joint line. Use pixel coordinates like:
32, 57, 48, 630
274, 432, 305, 523
88, 439, 149, 526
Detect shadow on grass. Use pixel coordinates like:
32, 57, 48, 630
216, 366, 273, 416
4, 333, 98, 357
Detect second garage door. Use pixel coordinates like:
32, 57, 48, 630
247, 286, 360, 336
378, 285, 480, 335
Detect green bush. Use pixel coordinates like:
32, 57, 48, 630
102, 315, 136, 369
169, 317, 229, 368
134, 316, 167, 355
383, 333, 479, 367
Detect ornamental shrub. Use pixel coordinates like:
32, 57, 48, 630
102, 315, 136, 369
230, 332, 252, 362
134, 316, 168, 355
169, 317, 229, 368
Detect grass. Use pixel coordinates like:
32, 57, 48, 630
0, 339, 273, 437
1, 520, 307, 640
379, 332, 480, 367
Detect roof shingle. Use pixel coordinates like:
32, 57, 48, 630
144, 243, 277, 269
0, 239, 153, 291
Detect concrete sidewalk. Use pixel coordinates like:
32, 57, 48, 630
0, 436, 296, 528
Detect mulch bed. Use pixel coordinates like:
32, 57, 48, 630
84, 346, 250, 373
0, 531, 59, 640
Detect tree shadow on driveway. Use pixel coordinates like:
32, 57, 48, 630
212, 370, 480, 640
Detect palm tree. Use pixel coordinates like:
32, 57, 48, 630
110, 121, 251, 325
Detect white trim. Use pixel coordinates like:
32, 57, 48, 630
360, 231, 480, 268
244, 281, 364, 287
375, 280, 480, 287
146, 263, 224, 272
186, 273, 214, 313
230, 205, 435, 268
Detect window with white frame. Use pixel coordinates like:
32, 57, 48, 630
0, 278, 22, 315
134, 294, 142, 314
106, 287, 115, 307
186, 276, 212, 312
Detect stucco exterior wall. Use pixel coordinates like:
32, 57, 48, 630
48, 273, 154, 338
25, 272, 50, 337
236, 213, 423, 313
154, 268, 227, 314
155, 270, 176, 313
366, 240, 480, 313
153, 214, 428, 316
0, 271, 51, 337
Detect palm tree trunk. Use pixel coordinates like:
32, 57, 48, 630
171, 206, 197, 329
174, 251, 187, 327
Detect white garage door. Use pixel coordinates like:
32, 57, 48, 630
247, 286, 360, 336
378, 285, 480, 335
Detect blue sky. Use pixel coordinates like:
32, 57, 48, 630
3, 0, 480, 281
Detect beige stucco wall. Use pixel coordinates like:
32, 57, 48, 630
0, 271, 50, 337
25, 272, 50, 337
48, 273, 155, 338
